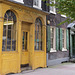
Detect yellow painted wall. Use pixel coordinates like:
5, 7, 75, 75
0, 1, 47, 74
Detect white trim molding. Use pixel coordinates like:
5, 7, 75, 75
61, 15, 67, 18
50, 48, 57, 52
62, 48, 67, 51
13, 0, 24, 4
50, 10, 56, 14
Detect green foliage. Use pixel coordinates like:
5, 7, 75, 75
43, 0, 75, 24
55, 0, 75, 20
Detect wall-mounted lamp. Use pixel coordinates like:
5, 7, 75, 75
47, 20, 50, 25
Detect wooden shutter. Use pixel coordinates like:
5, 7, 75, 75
47, 26, 51, 52
56, 27, 59, 50
66, 29, 69, 50
60, 28, 62, 50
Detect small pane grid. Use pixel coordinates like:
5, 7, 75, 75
22, 32, 28, 51
50, 28, 54, 48
35, 18, 42, 50
2, 10, 17, 51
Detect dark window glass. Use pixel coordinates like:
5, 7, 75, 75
22, 32, 28, 50
35, 18, 42, 50
2, 10, 17, 51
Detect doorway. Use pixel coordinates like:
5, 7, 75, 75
21, 22, 30, 70
72, 35, 75, 57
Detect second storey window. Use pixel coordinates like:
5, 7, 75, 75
33, 0, 42, 9
13, 0, 24, 4
49, 0, 56, 14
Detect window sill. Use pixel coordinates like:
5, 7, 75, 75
2, 51, 18, 54
34, 50, 44, 52
13, 0, 24, 4
62, 48, 67, 51
33, 5, 42, 10
50, 11, 56, 15
50, 48, 57, 52
61, 15, 67, 18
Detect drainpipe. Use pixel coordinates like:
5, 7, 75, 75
59, 28, 60, 50
68, 28, 71, 59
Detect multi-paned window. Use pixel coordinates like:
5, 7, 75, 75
33, 0, 42, 9
49, 0, 56, 14
62, 29, 67, 51
50, 27, 54, 48
35, 18, 42, 50
2, 10, 17, 51
13, 0, 24, 4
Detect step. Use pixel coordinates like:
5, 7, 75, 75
21, 67, 32, 72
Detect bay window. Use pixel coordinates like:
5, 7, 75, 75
2, 10, 17, 51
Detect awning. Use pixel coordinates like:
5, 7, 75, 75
67, 23, 75, 34
67, 23, 75, 28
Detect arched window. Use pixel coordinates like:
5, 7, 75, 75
2, 10, 17, 51
35, 18, 42, 50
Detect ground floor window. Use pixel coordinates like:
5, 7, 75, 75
62, 29, 66, 50
35, 18, 42, 50
2, 10, 17, 51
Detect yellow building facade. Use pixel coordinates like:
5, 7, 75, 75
0, 0, 47, 74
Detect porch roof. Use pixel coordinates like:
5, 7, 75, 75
67, 23, 75, 28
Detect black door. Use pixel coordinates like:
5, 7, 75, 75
72, 35, 75, 57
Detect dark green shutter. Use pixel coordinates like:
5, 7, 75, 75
60, 28, 62, 50
56, 28, 59, 50
47, 26, 51, 52
66, 29, 69, 50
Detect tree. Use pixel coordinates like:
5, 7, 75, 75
43, 0, 75, 24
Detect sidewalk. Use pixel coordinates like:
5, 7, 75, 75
10, 62, 75, 75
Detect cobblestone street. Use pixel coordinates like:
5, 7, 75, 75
10, 63, 75, 75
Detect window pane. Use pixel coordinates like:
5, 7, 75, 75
7, 46, 11, 51
12, 40, 16, 51
22, 32, 28, 50
2, 40, 6, 51
33, 0, 39, 6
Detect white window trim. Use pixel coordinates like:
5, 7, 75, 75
62, 28, 67, 51
61, 15, 67, 18
50, 26, 57, 52
33, 5, 42, 10
13, 0, 24, 4
49, 0, 56, 14
50, 10, 56, 14
50, 48, 57, 52
33, 0, 42, 10
62, 48, 67, 51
